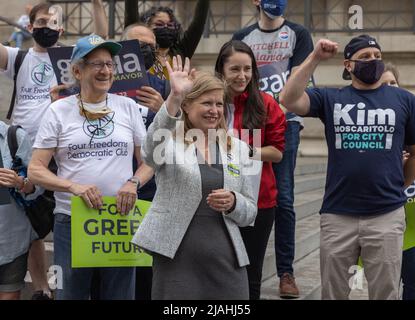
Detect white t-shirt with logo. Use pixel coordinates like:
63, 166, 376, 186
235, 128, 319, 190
1, 46, 58, 143
33, 93, 147, 216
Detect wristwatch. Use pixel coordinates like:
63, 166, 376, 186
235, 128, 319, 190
18, 177, 30, 192
127, 176, 141, 190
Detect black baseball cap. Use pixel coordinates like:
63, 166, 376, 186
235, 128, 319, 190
342, 34, 382, 80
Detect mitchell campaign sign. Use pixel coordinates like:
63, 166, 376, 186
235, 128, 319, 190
48, 40, 149, 100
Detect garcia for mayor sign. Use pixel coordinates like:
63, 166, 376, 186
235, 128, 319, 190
71, 196, 152, 268
48, 39, 149, 100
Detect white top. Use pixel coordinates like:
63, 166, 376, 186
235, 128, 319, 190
33, 94, 147, 215
1, 46, 58, 143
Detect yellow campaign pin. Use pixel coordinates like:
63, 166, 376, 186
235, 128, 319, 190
227, 164, 240, 177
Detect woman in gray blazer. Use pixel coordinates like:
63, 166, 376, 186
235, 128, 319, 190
132, 56, 258, 300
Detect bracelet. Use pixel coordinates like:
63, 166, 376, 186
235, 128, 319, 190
127, 176, 141, 190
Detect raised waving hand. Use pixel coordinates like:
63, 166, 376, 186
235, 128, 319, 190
165, 55, 196, 116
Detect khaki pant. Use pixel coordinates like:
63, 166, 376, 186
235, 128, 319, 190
320, 207, 405, 300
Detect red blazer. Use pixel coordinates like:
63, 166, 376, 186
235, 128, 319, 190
229, 91, 286, 209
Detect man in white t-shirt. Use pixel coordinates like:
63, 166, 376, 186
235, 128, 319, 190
0, 3, 63, 143
28, 34, 153, 300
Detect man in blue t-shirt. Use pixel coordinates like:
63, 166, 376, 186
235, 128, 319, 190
279, 34, 415, 300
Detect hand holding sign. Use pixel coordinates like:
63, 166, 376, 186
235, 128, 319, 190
136, 86, 164, 113
116, 182, 138, 215
50, 84, 71, 103
69, 183, 103, 209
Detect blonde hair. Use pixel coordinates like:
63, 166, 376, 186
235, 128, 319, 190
178, 71, 232, 149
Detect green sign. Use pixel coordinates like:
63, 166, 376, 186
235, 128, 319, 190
71, 196, 152, 268
403, 201, 415, 251
357, 201, 415, 267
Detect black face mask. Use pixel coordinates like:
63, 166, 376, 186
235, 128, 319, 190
154, 27, 178, 48
32, 27, 60, 48
350, 59, 385, 84
140, 43, 156, 70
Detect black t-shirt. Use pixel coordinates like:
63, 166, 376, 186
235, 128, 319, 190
305, 85, 415, 215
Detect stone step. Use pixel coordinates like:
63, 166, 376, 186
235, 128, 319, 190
261, 249, 321, 300
294, 188, 324, 221
262, 213, 321, 282
298, 139, 328, 158
294, 158, 327, 177
294, 173, 326, 194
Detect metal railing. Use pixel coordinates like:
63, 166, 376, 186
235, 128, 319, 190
46, 0, 415, 38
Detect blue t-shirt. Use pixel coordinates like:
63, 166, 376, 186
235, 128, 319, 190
305, 85, 415, 216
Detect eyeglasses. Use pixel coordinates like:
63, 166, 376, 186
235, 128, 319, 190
84, 60, 117, 71
151, 22, 179, 30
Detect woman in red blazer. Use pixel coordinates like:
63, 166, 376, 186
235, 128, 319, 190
215, 40, 287, 300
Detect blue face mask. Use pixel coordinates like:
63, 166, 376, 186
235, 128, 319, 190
260, 0, 287, 19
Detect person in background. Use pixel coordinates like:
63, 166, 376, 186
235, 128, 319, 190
380, 63, 415, 300
140, 0, 209, 80
3, 4, 33, 49
133, 56, 257, 300
380, 62, 399, 87
215, 40, 286, 300
122, 22, 169, 116
232, 0, 314, 298
0, 123, 41, 300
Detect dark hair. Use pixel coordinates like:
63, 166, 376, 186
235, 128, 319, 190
29, 3, 52, 25
384, 62, 400, 86
140, 6, 183, 34
215, 40, 266, 130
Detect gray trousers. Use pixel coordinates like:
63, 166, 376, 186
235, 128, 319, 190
320, 207, 405, 300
